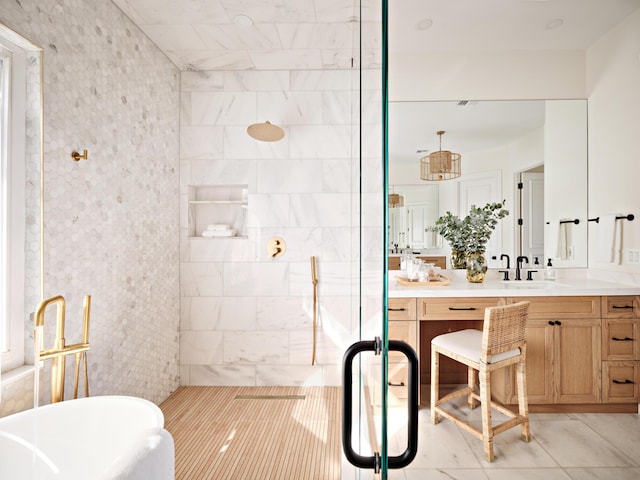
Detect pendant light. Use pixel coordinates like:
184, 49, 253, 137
247, 121, 285, 142
388, 186, 404, 208
420, 130, 461, 181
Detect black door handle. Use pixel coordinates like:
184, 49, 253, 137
448, 307, 476, 311
341, 339, 380, 471
341, 339, 419, 471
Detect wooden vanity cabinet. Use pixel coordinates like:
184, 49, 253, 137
601, 296, 640, 403
388, 256, 446, 270
418, 297, 500, 385
494, 296, 602, 405
378, 298, 418, 406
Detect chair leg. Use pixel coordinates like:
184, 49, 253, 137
516, 360, 531, 442
430, 349, 440, 424
467, 367, 478, 409
479, 367, 494, 462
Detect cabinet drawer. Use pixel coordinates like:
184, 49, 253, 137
602, 361, 640, 403
388, 298, 417, 321
389, 256, 401, 270
602, 296, 640, 319
515, 296, 600, 319
388, 321, 417, 362
602, 319, 638, 360
372, 364, 409, 406
419, 297, 501, 321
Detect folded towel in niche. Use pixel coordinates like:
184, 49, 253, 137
206, 224, 230, 231
596, 214, 622, 264
202, 229, 236, 237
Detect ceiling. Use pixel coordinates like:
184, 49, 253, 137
112, 0, 640, 71
111, 0, 639, 165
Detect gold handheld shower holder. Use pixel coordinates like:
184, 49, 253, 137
35, 295, 91, 403
311, 256, 318, 366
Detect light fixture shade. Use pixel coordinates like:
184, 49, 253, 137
388, 193, 404, 208
247, 121, 285, 142
420, 131, 461, 181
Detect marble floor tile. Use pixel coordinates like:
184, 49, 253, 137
402, 468, 490, 480
570, 413, 640, 465
564, 467, 640, 480
386, 405, 640, 479
485, 468, 573, 480
519, 419, 635, 468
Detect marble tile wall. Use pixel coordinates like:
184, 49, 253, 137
180, 67, 383, 386
1, 0, 180, 415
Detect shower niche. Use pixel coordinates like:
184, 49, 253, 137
187, 184, 248, 239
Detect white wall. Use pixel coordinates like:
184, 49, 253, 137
390, 50, 586, 101
587, 8, 640, 277
1, 0, 181, 416
178, 69, 383, 387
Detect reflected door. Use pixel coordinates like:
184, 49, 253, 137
519, 172, 545, 262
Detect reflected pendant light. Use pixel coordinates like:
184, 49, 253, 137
388, 193, 404, 208
247, 120, 285, 142
420, 130, 461, 181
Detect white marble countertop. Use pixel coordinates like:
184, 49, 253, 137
388, 269, 640, 298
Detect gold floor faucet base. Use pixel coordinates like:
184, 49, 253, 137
35, 294, 91, 403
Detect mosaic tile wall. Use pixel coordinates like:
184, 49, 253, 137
0, 0, 180, 415
179, 67, 383, 387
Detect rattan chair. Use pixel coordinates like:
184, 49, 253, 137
430, 301, 531, 462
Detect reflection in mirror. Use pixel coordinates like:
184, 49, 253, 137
0, 23, 42, 374
389, 99, 588, 268
388, 184, 439, 251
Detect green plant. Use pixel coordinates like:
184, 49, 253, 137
434, 211, 469, 251
436, 200, 509, 254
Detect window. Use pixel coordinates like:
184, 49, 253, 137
0, 35, 27, 372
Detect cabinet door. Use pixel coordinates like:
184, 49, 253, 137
555, 318, 601, 404
524, 319, 555, 404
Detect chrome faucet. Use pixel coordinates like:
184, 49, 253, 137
515, 256, 529, 281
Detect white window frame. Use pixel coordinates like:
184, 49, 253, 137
0, 35, 26, 373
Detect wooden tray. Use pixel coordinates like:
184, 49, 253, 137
396, 275, 451, 287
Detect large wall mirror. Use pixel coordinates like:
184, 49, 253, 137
389, 99, 588, 268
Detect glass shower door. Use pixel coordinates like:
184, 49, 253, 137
341, 0, 418, 478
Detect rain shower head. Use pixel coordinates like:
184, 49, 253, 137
247, 121, 285, 142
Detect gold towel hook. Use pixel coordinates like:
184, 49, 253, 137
71, 149, 88, 162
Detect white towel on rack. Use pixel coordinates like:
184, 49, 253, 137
546, 220, 559, 259
546, 219, 570, 260
558, 221, 569, 260
596, 214, 622, 264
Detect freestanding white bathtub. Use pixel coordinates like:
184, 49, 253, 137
0, 395, 174, 479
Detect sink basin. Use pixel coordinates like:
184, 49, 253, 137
500, 280, 569, 289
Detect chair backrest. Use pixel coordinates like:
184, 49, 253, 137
481, 301, 530, 362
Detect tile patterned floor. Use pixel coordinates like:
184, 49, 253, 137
386, 401, 640, 480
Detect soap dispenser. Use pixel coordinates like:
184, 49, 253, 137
544, 258, 556, 281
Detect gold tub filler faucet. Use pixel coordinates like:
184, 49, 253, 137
35, 294, 91, 403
